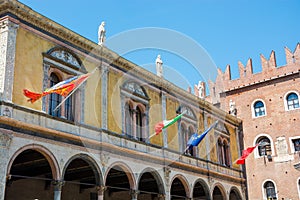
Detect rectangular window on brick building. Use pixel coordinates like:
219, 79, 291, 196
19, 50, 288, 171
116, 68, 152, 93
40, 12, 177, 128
292, 138, 300, 152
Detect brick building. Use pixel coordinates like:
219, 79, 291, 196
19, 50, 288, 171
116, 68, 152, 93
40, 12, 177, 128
208, 44, 300, 199
0, 0, 245, 200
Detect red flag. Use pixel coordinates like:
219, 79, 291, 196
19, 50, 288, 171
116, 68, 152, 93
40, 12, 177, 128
23, 73, 90, 103
236, 144, 258, 165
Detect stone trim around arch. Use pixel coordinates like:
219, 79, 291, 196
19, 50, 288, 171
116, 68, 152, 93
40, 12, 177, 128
211, 182, 227, 200
105, 161, 136, 190
7, 144, 61, 180
229, 186, 243, 200
192, 178, 210, 199
61, 153, 103, 186
137, 167, 165, 195
170, 174, 191, 199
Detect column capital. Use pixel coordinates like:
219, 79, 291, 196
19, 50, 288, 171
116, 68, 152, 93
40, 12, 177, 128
0, 18, 19, 33
52, 180, 65, 191
130, 189, 139, 199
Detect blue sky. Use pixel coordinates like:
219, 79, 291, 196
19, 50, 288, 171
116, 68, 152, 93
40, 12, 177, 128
19, 0, 300, 91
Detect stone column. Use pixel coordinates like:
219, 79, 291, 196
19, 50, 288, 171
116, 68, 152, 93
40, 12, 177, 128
52, 180, 64, 200
132, 109, 137, 138
0, 18, 19, 102
0, 132, 13, 200
97, 185, 106, 200
101, 64, 108, 130
130, 189, 139, 200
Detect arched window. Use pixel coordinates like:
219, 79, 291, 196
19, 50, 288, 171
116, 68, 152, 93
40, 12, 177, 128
44, 47, 85, 122
286, 92, 299, 110
253, 100, 266, 117
217, 138, 224, 165
263, 181, 277, 199
47, 73, 75, 121
180, 123, 188, 152
224, 140, 230, 167
217, 137, 230, 167
136, 106, 143, 141
187, 126, 196, 156
48, 73, 61, 117
125, 102, 133, 137
121, 80, 149, 141
257, 137, 272, 156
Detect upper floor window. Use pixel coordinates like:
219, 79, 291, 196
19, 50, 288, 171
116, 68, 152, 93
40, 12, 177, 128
256, 137, 272, 157
43, 47, 86, 122
286, 92, 299, 110
178, 106, 197, 157
253, 100, 266, 117
263, 181, 277, 200
217, 137, 230, 167
121, 81, 149, 142
291, 138, 300, 153
181, 123, 196, 156
48, 73, 74, 121
48, 73, 61, 117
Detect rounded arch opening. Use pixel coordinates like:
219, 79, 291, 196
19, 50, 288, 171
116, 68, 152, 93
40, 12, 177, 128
105, 163, 135, 200
170, 175, 189, 200
61, 154, 102, 200
229, 187, 242, 200
193, 179, 210, 200
137, 168, 165, 199
5, 147, 58, 200
212, 184, 226, 200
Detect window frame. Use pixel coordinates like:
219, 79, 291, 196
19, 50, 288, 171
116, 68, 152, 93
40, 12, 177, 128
121, 81, 149, 141
217, 137, 231, 167
289, 136, 300, 154
42, 47, 86, 123
178, 106, 197, 157
251, 99, 267, 118
253, 134, 275, 158
262, 180, 278, 200
284, 91, 300, 111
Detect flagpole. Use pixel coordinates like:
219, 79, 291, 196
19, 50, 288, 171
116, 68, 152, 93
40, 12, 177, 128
148, 132, 157, 140
53, 67, 99, 111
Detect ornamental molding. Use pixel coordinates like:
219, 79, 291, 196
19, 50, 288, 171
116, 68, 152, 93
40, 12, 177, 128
0, 132, 13, 148
50, 50, 81, 69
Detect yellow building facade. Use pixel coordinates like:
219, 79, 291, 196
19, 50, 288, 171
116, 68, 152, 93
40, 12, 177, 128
0, 0, 245, 199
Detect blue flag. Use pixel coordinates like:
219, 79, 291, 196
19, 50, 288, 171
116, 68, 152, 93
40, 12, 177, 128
187, 120, 219, 149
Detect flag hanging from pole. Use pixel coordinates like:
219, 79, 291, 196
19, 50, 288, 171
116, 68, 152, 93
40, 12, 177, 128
236, 144, 258, 165
23, 73, 91, 103
154, 111, 186, 135
186, 120, 219, 149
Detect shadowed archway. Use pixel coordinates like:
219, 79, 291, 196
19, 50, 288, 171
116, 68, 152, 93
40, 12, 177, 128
5, 149, 55, 200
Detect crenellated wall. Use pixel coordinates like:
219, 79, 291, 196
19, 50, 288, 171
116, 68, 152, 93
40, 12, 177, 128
208, 43, 300, 107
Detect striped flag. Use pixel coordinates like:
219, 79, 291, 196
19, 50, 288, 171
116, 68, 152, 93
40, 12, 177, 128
23, 73, 91, 103
154, 111, 186, 135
